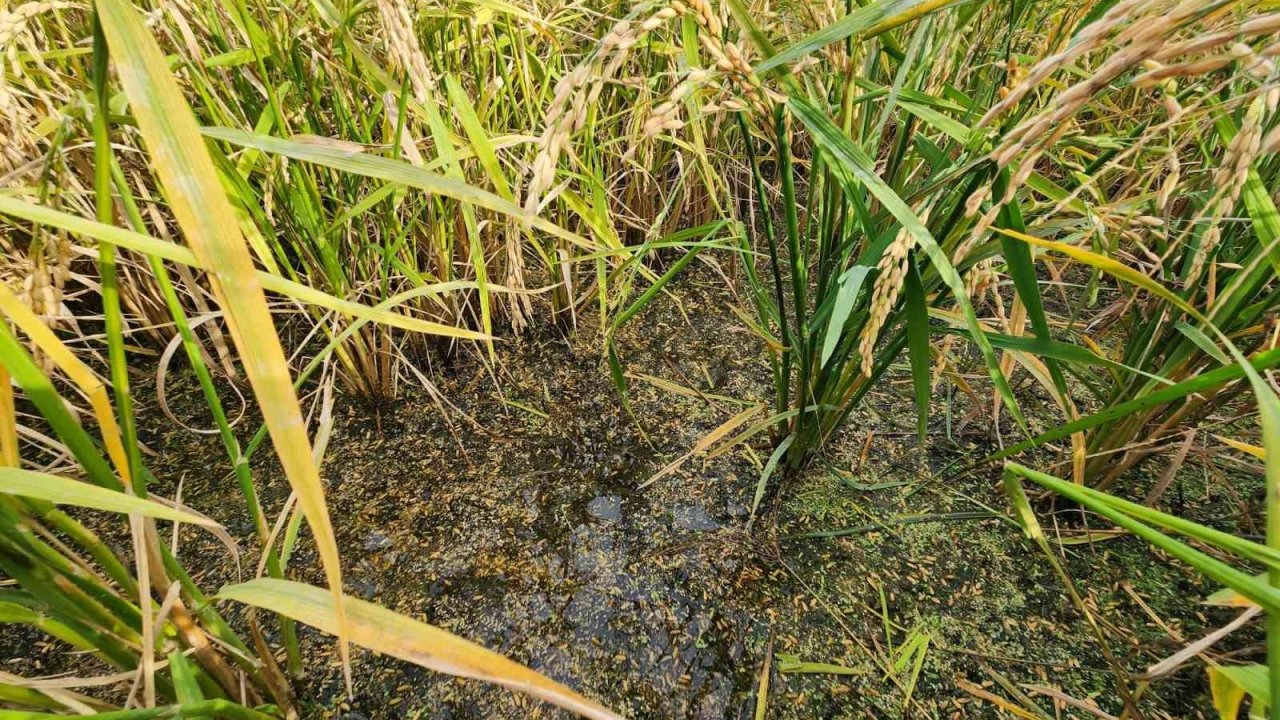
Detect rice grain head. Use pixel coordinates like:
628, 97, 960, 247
858, 223, 918, 377
373, 0, 436, 104
1, 1, 70, 176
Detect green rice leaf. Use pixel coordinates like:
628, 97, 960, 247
1175, 322, 1228, 366
1007, 463, 1280, 612
820, 265, 872, 368
757, 0, 961, 74
201, 127, 596, 252
0, 467, 214, 526
751, 436, 793, 522
987, 348, 1280, 463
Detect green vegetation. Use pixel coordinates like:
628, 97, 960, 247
1, 0, 1278, 716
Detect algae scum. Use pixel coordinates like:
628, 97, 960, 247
109, 277, 1238, 718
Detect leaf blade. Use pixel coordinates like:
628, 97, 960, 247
0, 467, 213, 526
218, 579, 621, 720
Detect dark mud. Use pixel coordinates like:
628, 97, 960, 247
9, 267, 1258, 719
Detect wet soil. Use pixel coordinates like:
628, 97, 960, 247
9, 266, 1261, 719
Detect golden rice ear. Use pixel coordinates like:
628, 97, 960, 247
372, 0, 437, 103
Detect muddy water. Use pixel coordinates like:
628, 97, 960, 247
162, 277, 795, 719
289, 377, 776, 719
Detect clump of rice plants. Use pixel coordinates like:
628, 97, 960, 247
619, 0, 1054, 480
627, 0, 1280, 490
3, 0, 725, 399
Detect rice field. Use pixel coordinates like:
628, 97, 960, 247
1, 0, 1279, 717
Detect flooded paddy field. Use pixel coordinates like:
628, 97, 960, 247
26, 270, 1250, 720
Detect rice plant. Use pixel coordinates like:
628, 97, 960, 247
999, 156, 1280, 717
961, 1, 1280, 493
616, 0, 1062, 481
662, 0, 1280, 488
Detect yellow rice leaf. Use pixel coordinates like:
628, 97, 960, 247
0, 359, 16, 467
993, 227, 1203, 320
695, 404, 765, 454
1207, 575, 1265, 608
0, 197, 488, 341
1215, 434, 1265, 459
94, 0, 352, 685
219, 579, 623, 720
0, 283, 131, 485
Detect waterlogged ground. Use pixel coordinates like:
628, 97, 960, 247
27, 268, 1256, 719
